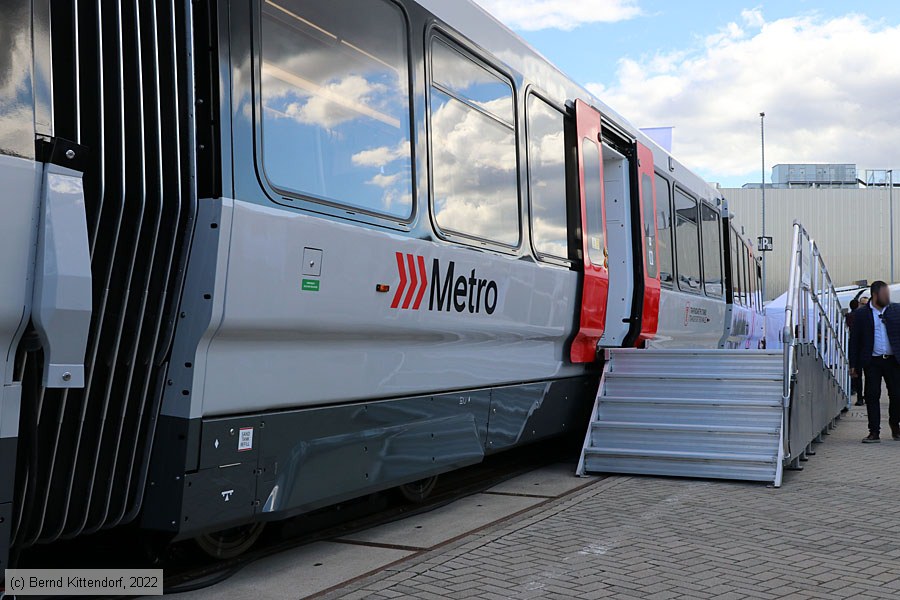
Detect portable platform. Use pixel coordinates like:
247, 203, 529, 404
578, 222, 850, 487
577, 348, 785, 484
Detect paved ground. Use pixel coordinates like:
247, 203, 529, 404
175, 464, 599, 600
320, 404, 900, 599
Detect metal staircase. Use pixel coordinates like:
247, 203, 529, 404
578, 222, 850, 487
577, 349, 785, 485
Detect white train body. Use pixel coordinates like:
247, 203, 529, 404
0, 0, 764, 563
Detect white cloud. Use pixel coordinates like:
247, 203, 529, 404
279, 74, 388, 130
351, 140, 410, 168
741, 8, 765, 29
587, 11, 900, 184
474, 0, 641, 31
367, 172, 401, 188
0, 10, 34, 156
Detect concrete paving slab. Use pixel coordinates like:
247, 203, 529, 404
335, 492, 544, 549
485, 461, 597, 498
174, 541, 412, 600
322, 404, 900, 600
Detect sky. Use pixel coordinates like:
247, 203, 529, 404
473, 0, 900, 188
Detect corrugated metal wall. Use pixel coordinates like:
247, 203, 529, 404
723, 188, 897, 299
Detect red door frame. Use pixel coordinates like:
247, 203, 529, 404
636, 141, 661, 343
570, 100, 609, 363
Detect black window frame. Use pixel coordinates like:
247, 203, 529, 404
425, 29, 522, 252
654, 172, 674, 288
750, 250, 758, 309
730, 226, 742, 306
673, 185, 703, 294
524, 87, 571, 266
743, 243, 752, 309
699, 202, 723, 298
757, 259, 764, 309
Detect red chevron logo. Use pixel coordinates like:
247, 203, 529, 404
391, 252, 428, 310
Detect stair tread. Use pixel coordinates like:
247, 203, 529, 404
598, 395, 782, 407
591, 421, 779, 434
583, 447, 777, 462
606, 372, 782, 381
609, 349, 781, 356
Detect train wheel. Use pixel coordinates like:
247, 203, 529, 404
398, 476, 439, 503
194, 522, 266, 559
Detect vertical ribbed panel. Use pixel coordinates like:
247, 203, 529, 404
12, 0, 196, 548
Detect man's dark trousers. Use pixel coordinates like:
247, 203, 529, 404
863, 355, 900, 436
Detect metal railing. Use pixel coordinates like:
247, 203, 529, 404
780, 221, 850, 465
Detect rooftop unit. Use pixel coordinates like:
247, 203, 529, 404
770, 163, 858, 188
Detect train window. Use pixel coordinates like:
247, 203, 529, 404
731, 230, 743, 306
743, 245, 752, 309
700, 204, 723, 297
757, 261, 764, 308
641, 174, 659, 278
674, 188, 701, 293
748, 252, 757, 309
259, 0, 414, 220
432, 41, 514, 126
581, 139, 605, 266
429, 38, 519, 246
654, 174, 673, 286
526, 95, 567, 259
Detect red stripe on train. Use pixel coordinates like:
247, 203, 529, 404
392, 253, 428, 310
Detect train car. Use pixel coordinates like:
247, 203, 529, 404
0, 0, 764, 563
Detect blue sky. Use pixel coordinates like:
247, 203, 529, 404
475, 1, 900, 187
520, 1, 900, 85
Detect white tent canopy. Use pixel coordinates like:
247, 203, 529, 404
764, 283, 900, 350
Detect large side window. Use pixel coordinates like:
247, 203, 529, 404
674, 188, 701, 292
526, 95, 567, 259
429, 38, 519, 247
259, 0, 414, 220
655, 174, 673, 286
700, 204, 723, 297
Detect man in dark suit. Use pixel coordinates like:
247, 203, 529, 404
848, 295, 867, 406
849, 281, 900, 442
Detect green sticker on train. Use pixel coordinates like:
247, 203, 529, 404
301, 279, 320, 292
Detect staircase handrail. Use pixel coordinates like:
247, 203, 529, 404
781, 221, 850, 408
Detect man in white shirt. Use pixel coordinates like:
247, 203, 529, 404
849, 281, 900, 442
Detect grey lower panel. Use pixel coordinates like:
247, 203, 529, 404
0, 436, 16, 504
0, 501, 11, 572
182, 464, 257, 532
142, 377, 594, 538
486, 378, 595, 452
141, 416, 202, 532
0, 436, 15, 573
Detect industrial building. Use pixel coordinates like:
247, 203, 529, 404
724, 185, 898, 300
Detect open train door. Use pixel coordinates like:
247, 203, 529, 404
570, 100, 609, 363
635, 141, 661, 343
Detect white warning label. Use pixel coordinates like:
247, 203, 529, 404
238, 427, 253, 452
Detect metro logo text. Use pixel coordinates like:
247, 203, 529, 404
391, 252, 498, 315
